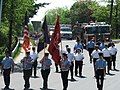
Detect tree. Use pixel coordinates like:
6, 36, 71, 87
109, 0, 120, 38
0, 0, 49, 52
70, 1, 112, 27
1, 0, 49, 35
70, 1, 94, 25
46, 7, 70, 24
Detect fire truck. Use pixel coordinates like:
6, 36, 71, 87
72, 22, 111, 44
84, 22, 111, 43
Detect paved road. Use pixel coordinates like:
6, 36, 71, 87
0, 40, 120, 90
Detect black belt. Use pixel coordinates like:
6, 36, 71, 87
97, 68, 104, 70
3, 68, 11, 70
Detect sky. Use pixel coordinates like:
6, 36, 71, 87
30, 0, 76, 21
30, 0, 108, 21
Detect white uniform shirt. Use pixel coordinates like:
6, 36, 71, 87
67, 53, 75, 62
108, 46, 117, 55
91, 50, 101, 59
102, 48, 111, 57
30, 52, 38, 61
74, 53, 84, 61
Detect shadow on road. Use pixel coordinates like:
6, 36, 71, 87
68, 78, 77, 82
1, 88, 15, 90
40, 88, 56, 90
75, 75, 87, 78
106, 73, 115, 76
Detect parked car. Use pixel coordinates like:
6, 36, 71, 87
49, 26, 72, 40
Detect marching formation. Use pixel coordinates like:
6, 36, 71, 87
0, 37, 118, 90
0, 16, 119, 90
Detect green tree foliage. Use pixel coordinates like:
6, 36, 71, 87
70, 1, 110, 25
0, 0, 49, 53
87, 1, 109, 22
109, 0, 120, 38
70, 1, 94, 25
0, 24, 8, 47
46, 7, 70, 24
2, 0, 48, 35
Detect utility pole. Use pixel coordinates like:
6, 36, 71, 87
24, 11, 29, 26
109, 0, 114, 25
0, 0, 3, 25
8, 0, 14, 56
115, 4, 118, 39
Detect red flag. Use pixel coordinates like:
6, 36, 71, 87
22, 25, 30, 52
48, 16, 61, 64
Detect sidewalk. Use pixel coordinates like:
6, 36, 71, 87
14, 47, 25, 64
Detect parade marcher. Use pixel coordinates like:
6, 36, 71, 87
74, 48, 84, 77
60, 53, 71, 90
30, 46, 38, 77
108, 39, 113, 48
21, 51, 33, 90
40, 53, 52, 90
95, 52, 107, 90
74, 39, 83, 53
67, 48, 75, 80
65, 45, 69, 51
99, 40, 105, 51
91, 45, 101, 76
102, 45, 111, 74
108, 43, 117, 70
1, 51, 14, 89
86, 39, 95, 63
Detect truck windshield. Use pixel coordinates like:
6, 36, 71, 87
86, 27, 97, 34
61, 28, 71, 32
98, 26, 110, 33
86, 26, 110, 34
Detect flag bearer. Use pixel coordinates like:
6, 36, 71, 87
21, 51, 33, 90
40, 53, 52, 90
30, 46, 38, 77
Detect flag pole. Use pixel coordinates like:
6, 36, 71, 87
44, 43, 46, 56
60, 39, 63, 60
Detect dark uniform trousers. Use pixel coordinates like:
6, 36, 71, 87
3, 68, 11, 88
93, 58, 98, 76
88, 48, 94, 62
41, 69, 50, 89
61, 70, 69, 90
111, 55, 116, 69
75, 61, 83, 76
55, 63, 59, 72
96, 69, 105, 90
32, 60, 37, 77
69, 61, 74, 79
23, 69, 32, 88
104, 57, 111, 73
